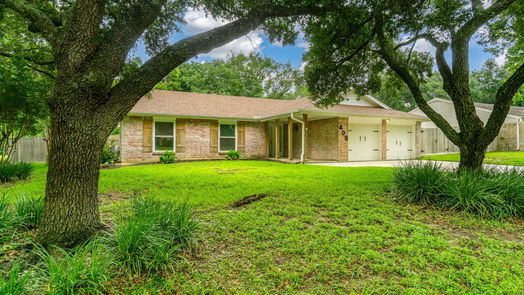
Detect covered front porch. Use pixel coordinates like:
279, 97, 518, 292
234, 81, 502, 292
264, 112, 349, 163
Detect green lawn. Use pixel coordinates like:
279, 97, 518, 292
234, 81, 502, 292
2, 161, 524, 293
419, 151, 524, 166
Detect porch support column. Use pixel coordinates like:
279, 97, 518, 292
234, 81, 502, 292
303, 114, 308, 162
381, 119, 388, 160
264, 121, 270, 158
275, 119, 280, 158
288, 117, 293, 160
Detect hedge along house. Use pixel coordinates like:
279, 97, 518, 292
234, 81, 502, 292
410, 98, 524, 154
120, 90, 426, 163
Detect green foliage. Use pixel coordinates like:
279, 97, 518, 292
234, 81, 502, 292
0, 12, 51, 163
394, 163, 524, 219
0, 163, 17, 182
303, 0, 524, 111
0, 162, 34, 182
13, 162, 33, 180
14, 194, 43, 229
155, 53, 306, 99
419, 151, 524, 166
0, 262, 32, 295
0, 193, 18, 241
1, 162, 524, 292
112, 196, 199, 274
393, 161, 447, 204
159, 151, 176, 164
36, 239, 114, 295
225, 150, 241, 160
440, 170, 515, 219
101, 145, 119, 165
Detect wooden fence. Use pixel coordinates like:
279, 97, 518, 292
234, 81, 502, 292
421, 128, 497, 155
10, 137, 48, 163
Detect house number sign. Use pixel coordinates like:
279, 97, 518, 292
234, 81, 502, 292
339, 125, 348, 141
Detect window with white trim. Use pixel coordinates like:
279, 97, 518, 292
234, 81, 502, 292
154, 121, 174, 151
219, 123, 236, 151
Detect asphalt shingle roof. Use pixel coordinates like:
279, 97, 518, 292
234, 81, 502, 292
130, 90, 426, 120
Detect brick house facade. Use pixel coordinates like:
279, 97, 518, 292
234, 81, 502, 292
120, 90, 426, 163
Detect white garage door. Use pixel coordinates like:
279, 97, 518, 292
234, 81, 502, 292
348, 123, 380, 161
387, 125, 414, 160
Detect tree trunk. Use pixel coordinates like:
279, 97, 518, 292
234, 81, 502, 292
37, 102, 108, 247
458, 144, 486, 172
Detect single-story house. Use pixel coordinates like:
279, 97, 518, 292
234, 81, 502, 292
120, 90, 426, 163
410, 98, 524, 154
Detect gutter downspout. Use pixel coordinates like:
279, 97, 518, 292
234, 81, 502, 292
290, 112, 305, 163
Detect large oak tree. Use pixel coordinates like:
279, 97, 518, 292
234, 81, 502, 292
303, 0, 524, 171
0, 0, 331, 247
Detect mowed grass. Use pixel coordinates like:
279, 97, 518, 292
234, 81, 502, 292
420, 151, 524, 166
2, 161, 524, 294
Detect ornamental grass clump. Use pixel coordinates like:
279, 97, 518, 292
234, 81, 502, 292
36, 238, 114, 295
14, 194, 44, 229
393, 163, 524, 219
393, 161, 447, 205
112, 196, 199, 274
0, 262, 33, 295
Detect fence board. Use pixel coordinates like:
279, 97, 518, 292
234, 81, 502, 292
421, 128, 497, 155
11, 137, 48, 163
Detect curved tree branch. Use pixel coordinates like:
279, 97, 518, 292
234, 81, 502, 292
374, 13, 461, 145
480, 62, 524, 145
455, 0, 515, 40
104, 4, 328, 122
2, 0, 58, 40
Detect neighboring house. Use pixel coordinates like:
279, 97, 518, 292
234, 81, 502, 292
410, 98, 524, 154
120, 90, 426, 163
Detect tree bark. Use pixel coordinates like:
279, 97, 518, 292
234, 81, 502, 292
458, 143, 486, 172
37, 94, 110, 247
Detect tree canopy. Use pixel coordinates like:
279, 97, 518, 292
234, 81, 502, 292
155, 53, 307, 99
303, 0, 524, 170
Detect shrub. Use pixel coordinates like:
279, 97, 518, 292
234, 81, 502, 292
483, 169, 524, 218
13, 163, 33, 180
439, 170, 515, 219
36, 238, 114, 295
112, 196, 199, 274
0, 163, 34, 182
0, 163, 17, 182
160, 151, 176, 164
225, 150, 241, 160
14, 194, 44, 229
0, 193, 18, 241
393, 164, 524, 219
101, 145, 119, 165
0, 262, 32, 295
393, 161, 447, 205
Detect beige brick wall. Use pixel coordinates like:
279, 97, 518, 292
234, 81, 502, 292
497, 122, 519, 151
120, 116, 267, 162
120, 116, 154, 162
306, 117, 339, 160
244, 122, 266, 158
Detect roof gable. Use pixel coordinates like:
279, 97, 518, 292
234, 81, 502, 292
339, 92, 391, 109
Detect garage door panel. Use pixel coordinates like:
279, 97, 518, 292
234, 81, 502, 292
348, 123, 380, 161
387, 125, 414, 160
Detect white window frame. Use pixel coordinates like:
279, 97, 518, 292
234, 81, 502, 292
218, 121, 237, 152
153, 119, 176, 153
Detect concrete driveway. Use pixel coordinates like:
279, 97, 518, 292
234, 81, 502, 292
307, 160, 524, 171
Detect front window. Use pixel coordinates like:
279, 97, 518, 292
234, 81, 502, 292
219, 123, 236, 151
154, 121, 174, 151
